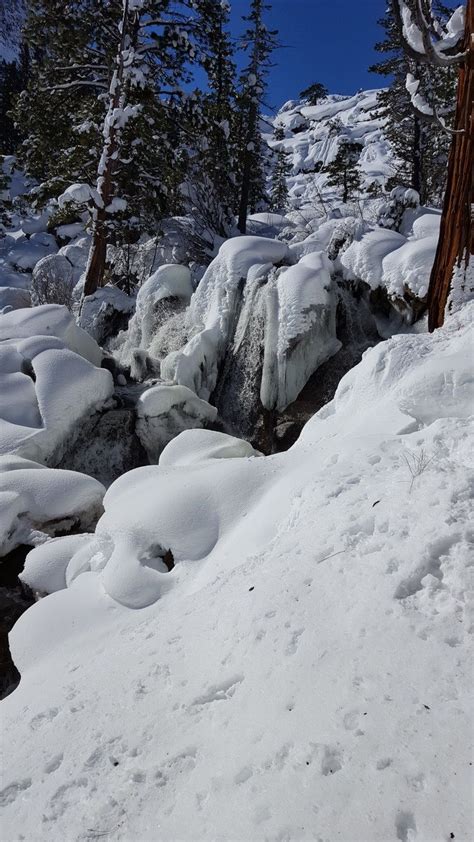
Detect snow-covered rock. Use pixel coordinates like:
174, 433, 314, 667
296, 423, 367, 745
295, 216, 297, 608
0, 455, 104, 557
0, 305, 114, 462
136, 384, 218, 463
79, 285, 135, 345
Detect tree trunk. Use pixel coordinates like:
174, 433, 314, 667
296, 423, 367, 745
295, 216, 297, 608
82, 0, 130, 301
427, 0, 473, 331
238, 100, 258, 235
412, 112, 423, 199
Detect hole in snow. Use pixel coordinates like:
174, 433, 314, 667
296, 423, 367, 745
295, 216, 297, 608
139, 545, 174, 573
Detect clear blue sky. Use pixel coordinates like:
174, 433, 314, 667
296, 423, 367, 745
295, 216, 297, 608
230, 0, 388, 110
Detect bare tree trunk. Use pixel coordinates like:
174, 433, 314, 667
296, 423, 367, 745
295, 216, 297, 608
427, 0, 473, 331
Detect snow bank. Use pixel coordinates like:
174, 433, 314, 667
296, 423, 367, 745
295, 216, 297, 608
1, 302, 472, 841
136, 384, 218, 463
0, 455, 104, 556
0, 305, 113, 461
161, 237, 290, 399
159, 429, 261, 467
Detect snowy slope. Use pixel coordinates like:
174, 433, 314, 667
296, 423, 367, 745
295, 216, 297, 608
267, 89, 393, 216
2, 303, 472, 841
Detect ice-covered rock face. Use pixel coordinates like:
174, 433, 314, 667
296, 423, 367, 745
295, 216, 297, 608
79, 285, 135, 346
0, 305, 114, 463
0, 455, 105, 557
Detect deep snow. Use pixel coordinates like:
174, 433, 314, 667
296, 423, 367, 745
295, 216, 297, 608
2, 302, 472, 842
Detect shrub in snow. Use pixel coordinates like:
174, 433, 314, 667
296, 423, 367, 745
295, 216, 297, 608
377, 187, 420, 232
31, 254, 75, 310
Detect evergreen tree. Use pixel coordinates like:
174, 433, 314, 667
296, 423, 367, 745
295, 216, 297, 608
15, 0, 201, 297
187, 0, 238, 239
370, 1, 457, 205
270, 126, 291, 211
0, 45, 29, 154
236, 0, 278, 234
299, 81, 328, 105
323, 139, 362, 203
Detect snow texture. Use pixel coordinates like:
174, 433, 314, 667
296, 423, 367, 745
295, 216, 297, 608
1, 302, 472, 841
0, 305, 113, 461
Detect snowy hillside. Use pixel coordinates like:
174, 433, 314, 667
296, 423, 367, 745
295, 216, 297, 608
266, 89, 393, 215
1, 302, 472, 841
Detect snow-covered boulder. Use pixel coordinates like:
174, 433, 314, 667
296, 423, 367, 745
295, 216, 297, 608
159, 428, 261, 467
20, 534, 92, 594
136, 384, 218, 463
0, 286, 31, 313
79, 285, 135, 345
31, 253, 75, 309
0, 455, 105, 557
6, 231, 58, 271
0, 305, 114, 462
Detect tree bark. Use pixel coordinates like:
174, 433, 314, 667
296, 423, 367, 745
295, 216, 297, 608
427, 0, 473, 331
82, 1, 130, 300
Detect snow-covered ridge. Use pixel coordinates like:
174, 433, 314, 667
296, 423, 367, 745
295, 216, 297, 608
267, 88, 393, 209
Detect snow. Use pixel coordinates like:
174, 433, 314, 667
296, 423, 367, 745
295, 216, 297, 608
1, 301, 472, 839
138, 264, 193, 305
136, 384, 218, 463
161, 237, 290, 399
21, 534, 94, 595
0, 454, 104, 556
58, 183, 100, 209
341, 212, 440, 301
261, 251, 341, 410
0, 306, 113, 461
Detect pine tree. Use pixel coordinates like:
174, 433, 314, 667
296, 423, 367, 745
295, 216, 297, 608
236, 0, 278, 234
15, 0, 201, 297
186, 0, 238, 240
370, 1, 457, 205
299, 81, 328, 105
270, 126, 291, 211
323, 139, 362, 203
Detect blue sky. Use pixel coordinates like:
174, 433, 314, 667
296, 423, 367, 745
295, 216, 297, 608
229, 0, 388, 110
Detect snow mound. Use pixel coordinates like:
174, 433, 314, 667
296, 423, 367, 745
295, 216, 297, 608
136, 384, 218, 463
0, 305, 113, 461
140, 264, 193, 304
0, 455, 104, 556
161, 237, 290, 399
159, 428, 261, 467
20, 534, 93, 594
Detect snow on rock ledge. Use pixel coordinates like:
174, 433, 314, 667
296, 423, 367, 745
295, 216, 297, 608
0, 455, 105, 557
0, 305, 114, 462
136, 384, 218, 463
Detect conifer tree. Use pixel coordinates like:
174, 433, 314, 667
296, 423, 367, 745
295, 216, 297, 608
236, 0, 278, 234
270, 126, 291, 211
187, 0, 238, 239
323, 139, 362, 203
299, 82, 328, 105
370, 1, 457, 205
